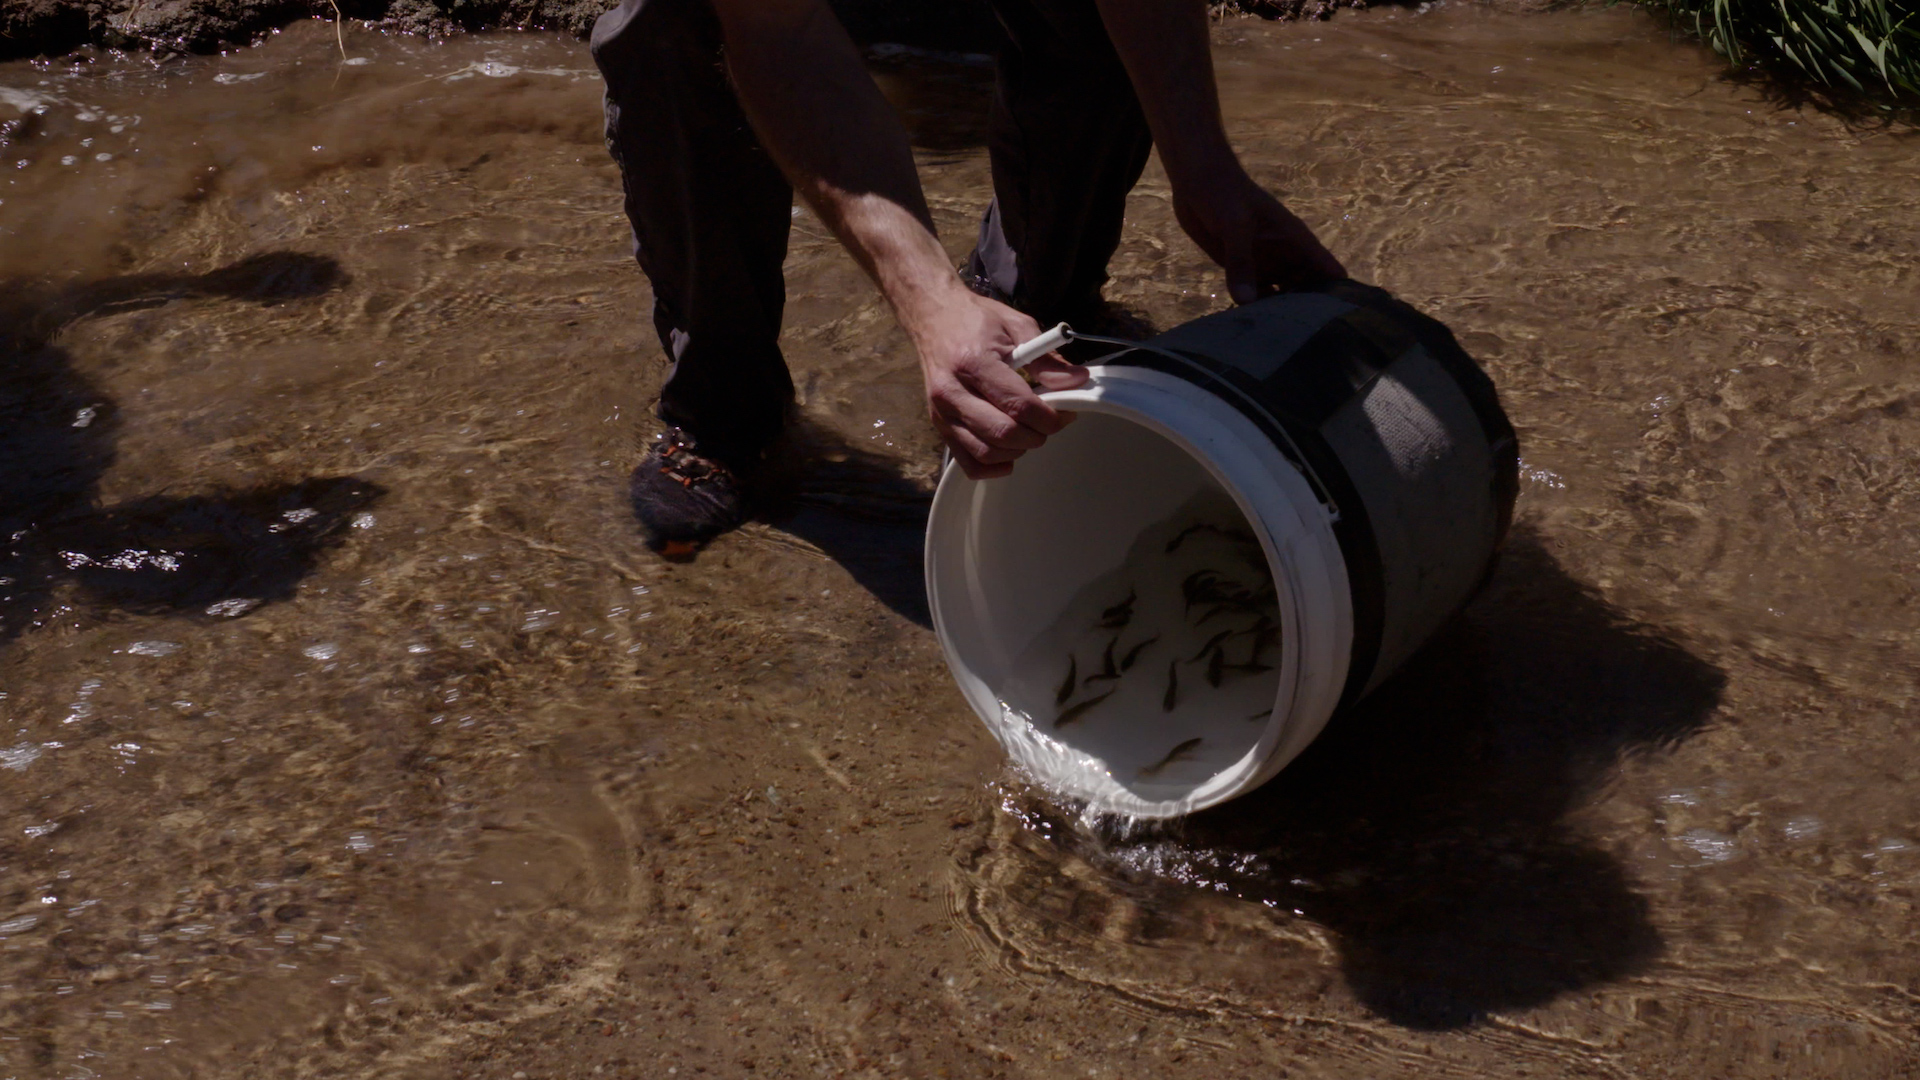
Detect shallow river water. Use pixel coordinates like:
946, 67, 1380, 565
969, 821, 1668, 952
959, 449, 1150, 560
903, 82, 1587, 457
2, 5, 1918, 1078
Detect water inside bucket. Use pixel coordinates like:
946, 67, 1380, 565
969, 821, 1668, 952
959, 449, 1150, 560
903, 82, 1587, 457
994, 489, 1282, 800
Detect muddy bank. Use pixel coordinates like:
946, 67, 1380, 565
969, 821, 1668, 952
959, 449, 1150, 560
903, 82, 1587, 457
0, 0, 616, 60
0, 0, 1402, 62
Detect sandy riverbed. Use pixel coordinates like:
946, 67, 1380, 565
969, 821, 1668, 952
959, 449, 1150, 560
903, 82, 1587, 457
3, 5, 1919, 1078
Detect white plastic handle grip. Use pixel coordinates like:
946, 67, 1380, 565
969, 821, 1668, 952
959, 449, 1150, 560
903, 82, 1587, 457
1008, 322, 1071, 371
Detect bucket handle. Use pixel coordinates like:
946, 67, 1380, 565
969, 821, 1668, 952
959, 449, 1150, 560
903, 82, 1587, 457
1011, 324, 1343, 523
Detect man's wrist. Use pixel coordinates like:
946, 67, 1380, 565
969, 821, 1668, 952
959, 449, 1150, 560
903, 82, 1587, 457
806, 186, 968, 346
1160, 139, 1247, 196
894, 270, 976, 359
874, 241, 973, 349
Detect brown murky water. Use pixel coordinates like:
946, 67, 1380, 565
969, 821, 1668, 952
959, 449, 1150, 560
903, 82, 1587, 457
3, 5, 1918, 1078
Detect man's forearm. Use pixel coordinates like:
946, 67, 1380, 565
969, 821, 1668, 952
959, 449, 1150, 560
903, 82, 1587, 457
1093, 0, 1242, 187
709, 0, 965, 333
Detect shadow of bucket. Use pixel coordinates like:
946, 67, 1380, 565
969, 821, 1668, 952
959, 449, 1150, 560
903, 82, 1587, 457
926, 281, 1520, 819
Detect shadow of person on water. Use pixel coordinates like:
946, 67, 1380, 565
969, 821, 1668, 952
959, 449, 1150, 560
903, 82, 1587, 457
0, 252, 386, 647
748, 416, 940, 628
1149, 527, 1726, 1029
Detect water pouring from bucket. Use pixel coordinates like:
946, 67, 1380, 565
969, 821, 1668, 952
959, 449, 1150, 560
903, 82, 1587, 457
925, 282, 1518, 820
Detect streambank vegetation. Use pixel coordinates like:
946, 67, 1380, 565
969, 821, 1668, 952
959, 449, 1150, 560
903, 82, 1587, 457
1635, 0, 1917, 103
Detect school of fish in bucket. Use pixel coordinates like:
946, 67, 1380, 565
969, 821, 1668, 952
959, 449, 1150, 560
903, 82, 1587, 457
996, 489, 1281, 787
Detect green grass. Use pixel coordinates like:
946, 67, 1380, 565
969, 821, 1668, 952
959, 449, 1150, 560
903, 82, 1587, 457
1636, 0, 1919, 100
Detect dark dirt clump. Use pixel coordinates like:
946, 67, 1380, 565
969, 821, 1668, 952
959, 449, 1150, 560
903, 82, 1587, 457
1, 0, 611, 59
1, 0, 1390, 63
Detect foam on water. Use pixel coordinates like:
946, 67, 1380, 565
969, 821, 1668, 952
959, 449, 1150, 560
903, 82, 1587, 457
995, 488, 1281, 810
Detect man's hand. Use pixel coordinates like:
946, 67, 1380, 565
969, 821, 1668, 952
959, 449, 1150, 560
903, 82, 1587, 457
1095, 0, 1346, 305
711, 0, 1087, 480
1173, 167, 1347, 304
911, 287, 1089, 480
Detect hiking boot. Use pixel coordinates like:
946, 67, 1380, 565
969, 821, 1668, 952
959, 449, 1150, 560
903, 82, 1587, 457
630, 428, 753, 558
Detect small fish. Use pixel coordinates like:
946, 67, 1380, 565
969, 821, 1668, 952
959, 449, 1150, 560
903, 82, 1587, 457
1193, 603, 1227, 627
1165, 522, 1255, 553
1055, 654, 1077, 706
1181, 569, 1225, 613
1183, 570, 1269, 618
1161, 660, 1179, 712
1097, 589, 1137, 629
1187, 628, 1235, 663
1194, 601, 1254, 627
1246, 708, 1273, 722
1254, 623, 1280, 657
1084, 635, 1122, 684
1241, 617, 1279, 661
1055, 688, 1116, 728
1119, 634, 1159, 672
1225, 615, 1271, 639
1164, 522, 1206, 554
1138, 737, 1205, 778
1206, 646, 1225, 688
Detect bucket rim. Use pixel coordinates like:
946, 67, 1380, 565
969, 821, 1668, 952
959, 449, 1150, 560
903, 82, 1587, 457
924, 364, 1353, 818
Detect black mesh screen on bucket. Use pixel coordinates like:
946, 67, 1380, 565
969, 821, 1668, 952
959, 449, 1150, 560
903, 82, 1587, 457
1325, 280, 1520, 552
1109, 282, 1519, 705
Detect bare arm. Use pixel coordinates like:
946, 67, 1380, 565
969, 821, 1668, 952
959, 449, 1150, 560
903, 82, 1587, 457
1095, 0, 1345, 301
709, 0, 1085, 479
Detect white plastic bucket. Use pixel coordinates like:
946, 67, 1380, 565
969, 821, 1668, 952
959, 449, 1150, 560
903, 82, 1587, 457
925, 283, 1518, 819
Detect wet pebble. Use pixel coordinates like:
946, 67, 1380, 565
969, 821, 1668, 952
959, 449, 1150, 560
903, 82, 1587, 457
1783, 816, 1823, 841
1678, 828, 1738, 863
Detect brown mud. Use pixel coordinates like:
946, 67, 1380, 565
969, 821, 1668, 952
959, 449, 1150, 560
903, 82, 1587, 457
3, 0, 628, 61
0, 0, 1386, 64
3, 4, 1920, 1079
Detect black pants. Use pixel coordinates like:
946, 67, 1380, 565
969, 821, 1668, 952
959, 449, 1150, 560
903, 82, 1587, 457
589, 0, 1153, 459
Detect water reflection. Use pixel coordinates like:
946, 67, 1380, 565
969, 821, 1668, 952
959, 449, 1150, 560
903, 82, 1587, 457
966, 529, 1726, 1028
0, 253, 384, 645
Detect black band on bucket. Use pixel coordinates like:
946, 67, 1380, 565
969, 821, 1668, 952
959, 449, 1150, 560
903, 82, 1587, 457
1256, 316, 1393, 431
1321, 280, 1522, 551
